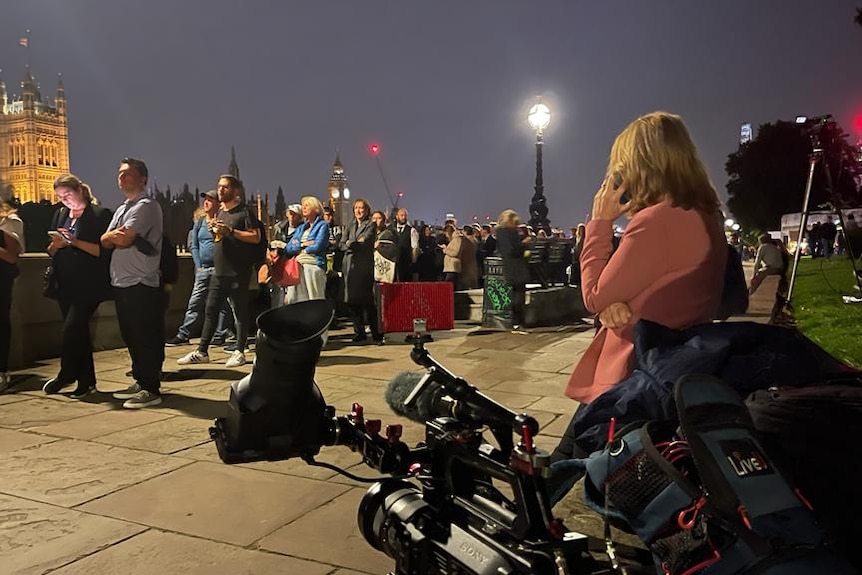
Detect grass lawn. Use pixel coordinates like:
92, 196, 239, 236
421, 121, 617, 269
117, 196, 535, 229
791, 256, 862, 368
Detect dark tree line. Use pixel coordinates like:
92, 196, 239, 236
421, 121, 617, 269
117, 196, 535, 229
726, 120, 861, 231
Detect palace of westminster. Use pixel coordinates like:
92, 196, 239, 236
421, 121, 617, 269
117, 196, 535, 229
0, 66, 69, 204
0, 65, 352, 229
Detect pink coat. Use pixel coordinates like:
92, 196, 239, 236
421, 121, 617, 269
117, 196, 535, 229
565, 200, 727, 404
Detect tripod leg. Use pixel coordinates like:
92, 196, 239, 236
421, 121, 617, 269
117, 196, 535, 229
786, 155, 819, 303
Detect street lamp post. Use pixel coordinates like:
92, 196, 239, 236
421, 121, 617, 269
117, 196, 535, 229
527, 97, 551, 233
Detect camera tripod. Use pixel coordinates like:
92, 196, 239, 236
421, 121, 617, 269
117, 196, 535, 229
786, 126, 862, 304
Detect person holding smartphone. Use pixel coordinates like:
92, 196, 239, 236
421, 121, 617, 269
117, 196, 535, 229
552, 112, 727, 464
43, 174, 113, 398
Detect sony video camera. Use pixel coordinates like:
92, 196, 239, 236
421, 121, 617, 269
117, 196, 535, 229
209, 300, 628, 574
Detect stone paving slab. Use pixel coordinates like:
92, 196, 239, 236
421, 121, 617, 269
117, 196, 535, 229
92, 414, 213, 454
0, 493, 146, 575
0, 398, 111, 430
79, 461, 352, 547
540, 412, 575, 438
48, 529, 334, 575
30, 408, 173, 441
0, 439, 191, 507
257, 487, 393, 574
0, 322, 606, 573
0, 392, 32, 405
0, 427, 59, 454
175, 440, 375, 485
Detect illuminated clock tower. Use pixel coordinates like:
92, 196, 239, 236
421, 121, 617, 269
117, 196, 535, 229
327, 151, 351, 226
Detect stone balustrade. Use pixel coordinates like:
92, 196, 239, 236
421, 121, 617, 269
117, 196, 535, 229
9, 253, 196, 369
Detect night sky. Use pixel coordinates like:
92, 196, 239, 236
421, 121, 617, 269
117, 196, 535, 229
2, 1, 861, 226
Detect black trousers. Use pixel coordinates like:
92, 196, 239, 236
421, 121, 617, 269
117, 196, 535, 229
0, 273, 12, 372
57, 298, 100, 387
114, 284, 165, 392
511, 283, 526, 327
199, 273, 250, 352
349, 303, 381, 340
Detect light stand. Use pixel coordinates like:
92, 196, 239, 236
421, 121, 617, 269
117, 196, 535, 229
786, 126, 862, 305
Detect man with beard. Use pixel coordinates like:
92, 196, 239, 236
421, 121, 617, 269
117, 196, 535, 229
390, 207, 419, 282
178, 175, 260, 367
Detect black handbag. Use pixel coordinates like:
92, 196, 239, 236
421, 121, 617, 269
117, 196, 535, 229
714, 244, 748, 320
43, 265, 59, 299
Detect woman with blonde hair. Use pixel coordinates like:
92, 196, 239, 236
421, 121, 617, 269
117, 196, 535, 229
42, 174, 113, 397
495, 209, 531, 332
284, 195, 330, 305
564, 111, 726, 406
441, 225, 464, 287
0, 190, 23, 392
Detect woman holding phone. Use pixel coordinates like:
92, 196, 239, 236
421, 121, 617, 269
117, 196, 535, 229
551, 112, 727, 465
43, 174, 113, 398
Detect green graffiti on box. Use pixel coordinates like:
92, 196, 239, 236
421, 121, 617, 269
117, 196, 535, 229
486, 277, 512, 310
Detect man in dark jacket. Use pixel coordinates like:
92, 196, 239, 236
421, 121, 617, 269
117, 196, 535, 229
390, 208, 418, 282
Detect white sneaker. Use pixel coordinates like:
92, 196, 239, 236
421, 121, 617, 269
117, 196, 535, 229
225, 350, 246, 368
177, 350, 210, 365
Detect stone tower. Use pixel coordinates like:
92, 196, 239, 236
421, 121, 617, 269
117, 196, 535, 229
0, 68, 70, 203
327, 151, 351, 226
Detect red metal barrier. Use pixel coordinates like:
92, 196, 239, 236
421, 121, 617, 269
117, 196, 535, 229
378, 282, 454, 332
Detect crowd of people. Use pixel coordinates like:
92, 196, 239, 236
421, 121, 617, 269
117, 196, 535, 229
0, 154, 596, 407
4, 110, 855, 425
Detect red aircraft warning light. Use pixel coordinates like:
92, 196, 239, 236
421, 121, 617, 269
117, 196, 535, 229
369, 144, 381, 155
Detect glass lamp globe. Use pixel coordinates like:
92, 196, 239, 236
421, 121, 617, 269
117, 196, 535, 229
343, 187, 351, 199
528, 102, 551, 131
724, 218, 735, 228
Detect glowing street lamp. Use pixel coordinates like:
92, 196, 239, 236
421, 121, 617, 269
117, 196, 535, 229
527, 97, 551, 232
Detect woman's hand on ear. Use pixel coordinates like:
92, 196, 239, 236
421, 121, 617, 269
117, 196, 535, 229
591, 174, 630, 221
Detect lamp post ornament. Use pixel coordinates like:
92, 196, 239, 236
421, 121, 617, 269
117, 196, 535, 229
527, 97, 551, 233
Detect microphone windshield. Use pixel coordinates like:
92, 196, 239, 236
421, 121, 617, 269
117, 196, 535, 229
385, 371, 426, 422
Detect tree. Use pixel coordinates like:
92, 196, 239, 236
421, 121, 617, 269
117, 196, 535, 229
725, 119, 861, 231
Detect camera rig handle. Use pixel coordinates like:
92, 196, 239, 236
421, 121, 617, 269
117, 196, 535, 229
409, 339, 540, 454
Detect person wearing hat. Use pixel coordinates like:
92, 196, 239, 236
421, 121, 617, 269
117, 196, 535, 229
177, 174, 261, 368
165, 189, 235, 346
273, 204, 303, 245
266, 203, 303, 308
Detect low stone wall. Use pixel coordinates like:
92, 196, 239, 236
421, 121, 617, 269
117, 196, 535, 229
9, 253, 195, 369
524, 285, 586, 327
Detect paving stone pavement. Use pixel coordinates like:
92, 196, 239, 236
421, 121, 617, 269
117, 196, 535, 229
0, 323, 602, 574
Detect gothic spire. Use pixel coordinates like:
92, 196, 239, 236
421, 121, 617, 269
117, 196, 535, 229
228, 146, 240, 179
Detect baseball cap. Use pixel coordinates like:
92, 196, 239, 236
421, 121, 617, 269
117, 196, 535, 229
201, 189, 218, 200
287, 203, 301, 214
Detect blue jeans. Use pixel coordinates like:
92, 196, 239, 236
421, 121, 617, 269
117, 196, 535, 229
176, 267, 234, 340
